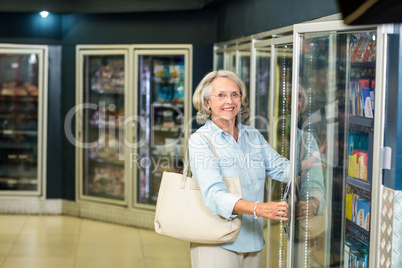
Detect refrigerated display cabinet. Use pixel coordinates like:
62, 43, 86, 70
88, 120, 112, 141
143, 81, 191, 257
133, 45, 192, 209
288, 21, 393, 268
76, 45, 192, 209
76, 46, 129, 205
0, 44, 48, 196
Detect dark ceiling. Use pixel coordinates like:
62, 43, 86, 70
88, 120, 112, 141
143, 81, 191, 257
0, 0, 225, 13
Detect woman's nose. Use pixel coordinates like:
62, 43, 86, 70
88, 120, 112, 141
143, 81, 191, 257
226, 95, 233, 103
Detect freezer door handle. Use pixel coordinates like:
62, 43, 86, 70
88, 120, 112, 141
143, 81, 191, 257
380, 146, 392, 170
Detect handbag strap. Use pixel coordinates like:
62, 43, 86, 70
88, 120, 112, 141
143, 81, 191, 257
181, 132, 218, 187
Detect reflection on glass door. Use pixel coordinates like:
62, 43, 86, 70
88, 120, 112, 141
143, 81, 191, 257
214, 51, 224, 70
79, 52, 127, 204
228, 51, 236, 72
293, 28, 378, 267
254, 47, 271, 141
238, 49, 251, 100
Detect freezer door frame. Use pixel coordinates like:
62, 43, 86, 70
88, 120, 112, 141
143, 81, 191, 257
0, 44, 48, 197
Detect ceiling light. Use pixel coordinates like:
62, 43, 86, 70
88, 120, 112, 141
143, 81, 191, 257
40, 11, 49, 18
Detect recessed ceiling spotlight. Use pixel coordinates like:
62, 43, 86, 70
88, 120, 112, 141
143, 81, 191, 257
40, 11, 49, 18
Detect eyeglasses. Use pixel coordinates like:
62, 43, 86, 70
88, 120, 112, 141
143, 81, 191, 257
211, 92, 241, 101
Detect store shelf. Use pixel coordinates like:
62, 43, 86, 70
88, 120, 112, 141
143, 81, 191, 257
346, 219, 370, 245
349, 115, 374, 128
0, 129, 38, 136
91, 87, 124, 94
351, 61, 376, 69
0, 114, 38, 120
0, 177, 38, 185
0, 141, 37, 150
89, 156, 124, 166
152, 150, 183, 157
89, 121, 124, 129
152, 102, 184, 109
347, 176, 371, 192
0, 96, 38, 102
153, 76, 183, 84
153, 126, 181, 132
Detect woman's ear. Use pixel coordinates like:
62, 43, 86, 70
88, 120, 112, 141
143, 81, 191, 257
204, 99, 210, 108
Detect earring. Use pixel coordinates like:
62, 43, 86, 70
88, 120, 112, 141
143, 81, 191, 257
208, 107, 211, 110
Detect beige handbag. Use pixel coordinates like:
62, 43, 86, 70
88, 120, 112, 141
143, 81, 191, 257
154, 134, 242, 244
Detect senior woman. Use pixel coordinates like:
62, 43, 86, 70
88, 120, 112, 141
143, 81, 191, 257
188, 70, 290, 268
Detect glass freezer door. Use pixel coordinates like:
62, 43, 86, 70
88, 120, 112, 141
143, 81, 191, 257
134, 50, 190, 208
0, 47, 46, 195
290, 22, 389, 267
254, 47, 271, 141
78, 51, 128, 204
237, 48, 251, 101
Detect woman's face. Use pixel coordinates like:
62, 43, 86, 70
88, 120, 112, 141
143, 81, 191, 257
205, 77, 242, 123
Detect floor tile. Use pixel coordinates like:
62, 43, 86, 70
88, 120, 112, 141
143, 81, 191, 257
20, 216, 81, 235
139, 229, 189, 247
1, 256, 74, 268
0, 234, 17, 257
74, 257, 146, 268
0, 216, 27, 235
13, 234, 78, 247
75, 242, 143, 258
8, 244, 76, 258
146, 257, 191, 268
142, 243, 190, 259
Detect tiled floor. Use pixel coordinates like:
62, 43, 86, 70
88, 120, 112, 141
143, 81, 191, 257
0, 215, 191, 268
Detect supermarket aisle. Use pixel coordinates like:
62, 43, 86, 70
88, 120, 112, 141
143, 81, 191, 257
0, 215, 191, 268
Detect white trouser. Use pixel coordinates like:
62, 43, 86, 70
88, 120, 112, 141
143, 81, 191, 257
190, 243, 262, 268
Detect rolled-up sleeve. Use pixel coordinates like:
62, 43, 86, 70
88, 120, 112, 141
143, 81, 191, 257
188, 133, 241, 220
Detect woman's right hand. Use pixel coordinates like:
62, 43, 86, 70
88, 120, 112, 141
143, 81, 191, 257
257, 201, 288, 221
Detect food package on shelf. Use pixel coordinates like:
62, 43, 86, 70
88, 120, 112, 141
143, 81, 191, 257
156, 86, 173, 103
351, 32, 374, 63
355, 197, 370, 231
91, 167, 125, 196
169, 65, 180, 78
1, 81, 38, 97
172, 83, 185, 103
92, 60, 124, 92
89, 133, 124, 162
153, 64, 165, 77
162, 110, 175, 127
346, 191, 353, 221
91, 107, 124, 127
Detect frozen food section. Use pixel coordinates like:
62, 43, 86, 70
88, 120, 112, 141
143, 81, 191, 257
134, 46, 192, 208
0, 45, 47, 196
76, 45, 191, 209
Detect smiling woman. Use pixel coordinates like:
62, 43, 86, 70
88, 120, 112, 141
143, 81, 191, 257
188, 70, 291, 268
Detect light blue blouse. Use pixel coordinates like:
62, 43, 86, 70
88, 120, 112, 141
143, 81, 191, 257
188, 120, 290, 253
